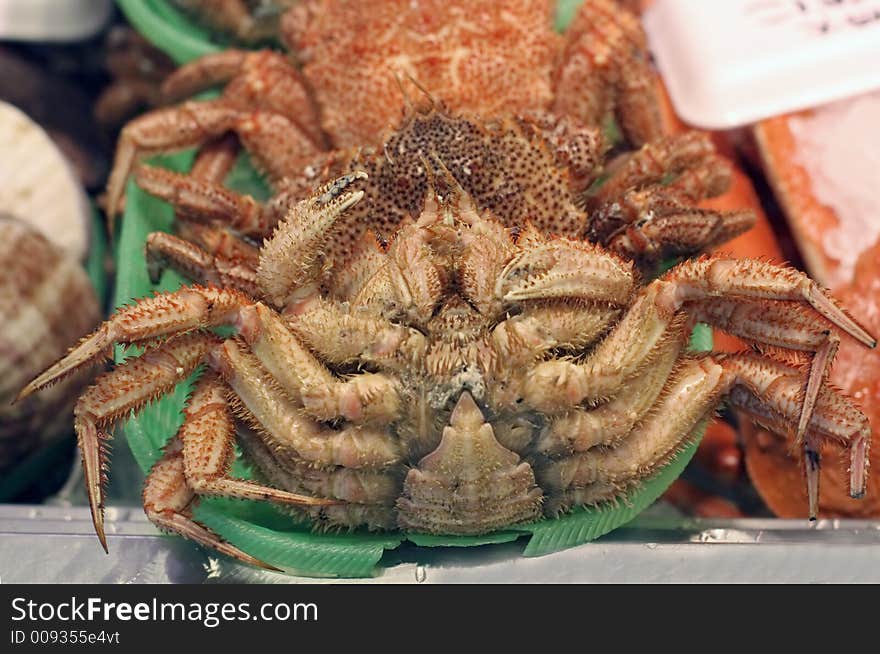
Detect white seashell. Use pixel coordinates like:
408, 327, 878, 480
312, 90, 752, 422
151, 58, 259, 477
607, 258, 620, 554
0, 217, 100, 470
0, 101, 91, 261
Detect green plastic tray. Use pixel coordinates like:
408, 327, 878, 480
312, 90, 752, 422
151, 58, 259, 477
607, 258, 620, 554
112, 0, 712, 577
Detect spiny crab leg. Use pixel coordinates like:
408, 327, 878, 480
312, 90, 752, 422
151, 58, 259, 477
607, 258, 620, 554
665, 258, 876, 349
723, 354, 872, 515
135, 165, 282, 238
73, 332, 220, 551
161, 49, 325, 147
145, 370, 337, 571
145, 232, 261, 297
144, 434, 280, 572
666, 256, 875, 449
18, 286, 254, 401
285, 296, 427, 372
496, 238, 635, 305
210, 340, 403, 469
688, 298, 841, 444
592, 132, 731, 205
239, 302, 401, 424
106, 100, 321, 220
537, 352, 870, 521
173, 372, 337, 505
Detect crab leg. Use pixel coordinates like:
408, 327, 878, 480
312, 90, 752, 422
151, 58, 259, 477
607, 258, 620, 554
237, 428, 402, 506
145, 232, 261, 297
143, 434, 278, 571
490, 300, 621, 370
595, 187, 755, 260
71, 332, 220, 551
521, 257, 874, 431
136, 165, 283, 238
176, 371, 336, 506
162, 49, 324, 146
177, 222, 261, 266
554, 0, 662, 147
537, 357, 724, 492
210, 339, 402, 469
721, 354, 871, 514
238, 302, 401, 424
18, 286, 254, 400
495, 238, 635, 305
286, 296, 426, 371
106, 100, 321, 218
592, 132, 731, 205
189, 132, 241, 183
533, 336, 680, 456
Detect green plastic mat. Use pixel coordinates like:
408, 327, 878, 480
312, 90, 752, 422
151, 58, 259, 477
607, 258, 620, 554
112, 0, 713, 577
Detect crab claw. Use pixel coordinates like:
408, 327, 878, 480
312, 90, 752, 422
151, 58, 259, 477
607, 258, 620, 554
497, 240, 634, 305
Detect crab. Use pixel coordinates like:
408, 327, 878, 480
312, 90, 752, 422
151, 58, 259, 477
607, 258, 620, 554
22, 102, 876, 569
21, 0, 876, 568
104, 0, 670, 226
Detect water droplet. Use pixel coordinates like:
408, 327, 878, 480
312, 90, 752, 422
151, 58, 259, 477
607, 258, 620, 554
414, 565, 427, 583
645, 542, 657, 550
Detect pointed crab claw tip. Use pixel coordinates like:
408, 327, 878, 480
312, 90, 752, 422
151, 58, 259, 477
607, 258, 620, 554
13, 384, 34, 404
252, 559, 284, 573
850, 490, 866, 500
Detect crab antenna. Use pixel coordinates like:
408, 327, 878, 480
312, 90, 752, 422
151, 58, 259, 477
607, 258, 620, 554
392, 70, 415, 113
403, 71, 438, 109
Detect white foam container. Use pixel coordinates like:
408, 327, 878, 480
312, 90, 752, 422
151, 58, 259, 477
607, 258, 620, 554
0, 0, 113, 41
644, 0, 880, 129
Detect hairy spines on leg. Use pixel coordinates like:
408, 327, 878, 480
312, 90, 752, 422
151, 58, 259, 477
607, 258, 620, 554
72, 331, 220, 552
176, 371, 338, 507
496, 238, 635, 305
257, 172, 367, 306
19, 286, 253, 401
536, 357, 724, 491
145, 232, 261, 297
143, 435, 278, 570
135, 166, 275, 237
720, 353, 870, 507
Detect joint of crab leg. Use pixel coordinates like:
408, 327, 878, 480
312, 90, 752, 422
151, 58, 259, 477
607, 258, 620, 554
536, 358, 725, 490
178, 373, 340, 508
160, 49, 250, 102
145, 232, 261, 297
663, 257, 876, 348
497, 240, 634, 304
70, 332, 218, 551
106, 101, 243, 220
135, 166, 271, 237
211, 340, 402, 468
143, 438, 279, 571
723, 355, 871, 501
241, 303, 401, 424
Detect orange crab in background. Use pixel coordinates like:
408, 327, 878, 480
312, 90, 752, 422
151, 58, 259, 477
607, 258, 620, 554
104, 0, 668, 221
19, 0, 878, 567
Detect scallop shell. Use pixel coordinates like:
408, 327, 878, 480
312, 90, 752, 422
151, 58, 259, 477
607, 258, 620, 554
0, 101, 91, 261
0, 217, 101, 470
